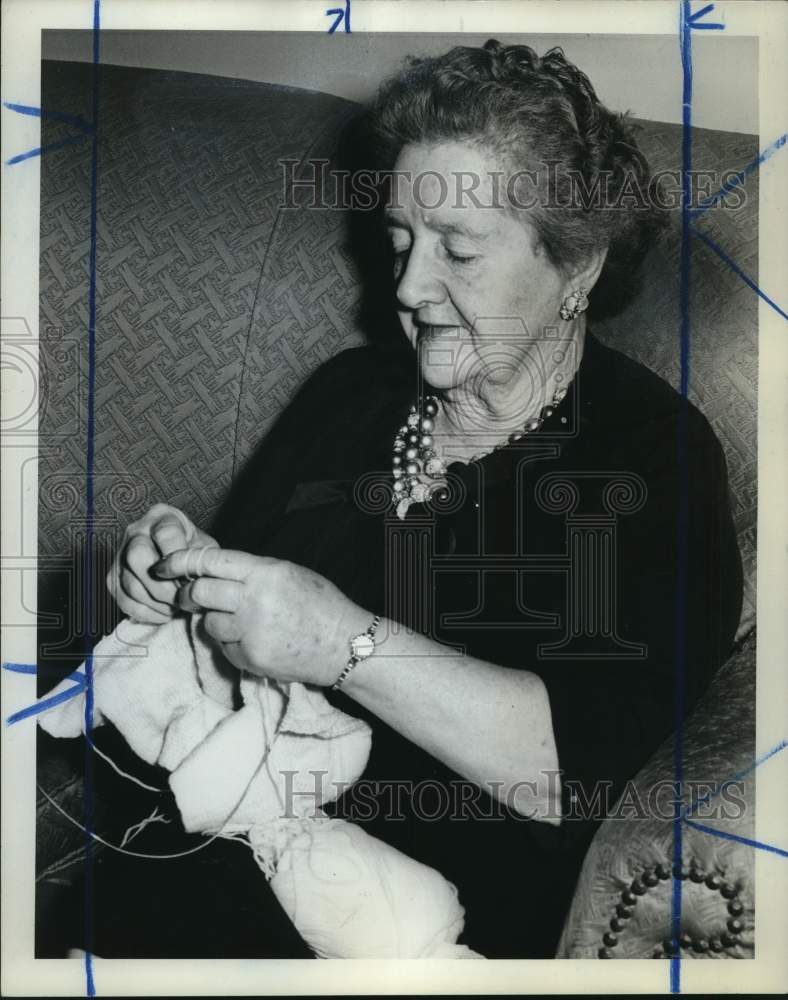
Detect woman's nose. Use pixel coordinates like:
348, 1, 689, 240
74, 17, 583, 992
395, 247, 445, 311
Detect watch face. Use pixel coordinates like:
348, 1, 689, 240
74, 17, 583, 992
351, 633, 375, 659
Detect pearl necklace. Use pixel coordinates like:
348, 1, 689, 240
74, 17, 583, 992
391, 386, 569, 520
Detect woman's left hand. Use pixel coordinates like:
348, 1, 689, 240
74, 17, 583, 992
152, 547, 368, 687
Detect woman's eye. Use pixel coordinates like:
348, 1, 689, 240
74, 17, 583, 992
445, 247, 477, 265
391, 246, 408, 272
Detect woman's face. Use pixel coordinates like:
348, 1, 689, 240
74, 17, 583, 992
386, 141, 571, 394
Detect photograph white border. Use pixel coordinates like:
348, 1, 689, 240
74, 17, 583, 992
2, 1, 786, 995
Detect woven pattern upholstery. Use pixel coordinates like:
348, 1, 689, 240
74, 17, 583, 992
594, 123, 758, 635
37, 62, 364, 656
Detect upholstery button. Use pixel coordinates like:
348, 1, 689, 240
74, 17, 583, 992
727, 918, 743, 935
709, 937, 724, 953
720, 882, 738, 899
689, 866, 706, 883
643, 870, 659, 887
610, 917, 625, 932
705, 872, 722, 890
721, 932, 737, 948
672, 864, 689, 880
692, 939, 710, 954
597, 947, 613, 959
630, 879, 647, 896
655, 862, 671, 880
616, 903, 633, 919
679, 932, 693, 949
663, 938, 679, 955
727, 899, 744, 917
603, 931, 618, 947
622, 889, 638, 906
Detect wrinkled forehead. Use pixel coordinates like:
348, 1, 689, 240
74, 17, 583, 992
387, 141, 500, 206
383, 140, 543, 220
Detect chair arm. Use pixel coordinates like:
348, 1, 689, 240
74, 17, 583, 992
556, 633, 755, 959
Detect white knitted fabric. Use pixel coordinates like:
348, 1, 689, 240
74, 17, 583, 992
37, 615, 482, 959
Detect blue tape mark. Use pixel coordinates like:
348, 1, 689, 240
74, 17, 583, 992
6, 132, 91, 165
690, 132, 787, 218
692, 228, 788, 321
82, 3, 101, 995
685, 819, 788, 858
3, 102, 95, 133
2, 662, 38, 674
6, 670, 86, 726
685, 738, 788, 819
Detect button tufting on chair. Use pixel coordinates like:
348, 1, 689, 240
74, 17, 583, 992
592, 856, 751, 959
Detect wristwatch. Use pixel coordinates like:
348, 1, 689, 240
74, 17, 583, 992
332, 615, 381, 691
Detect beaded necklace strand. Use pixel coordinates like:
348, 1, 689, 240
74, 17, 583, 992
391, 385, 568, 519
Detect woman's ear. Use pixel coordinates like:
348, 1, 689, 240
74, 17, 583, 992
565, 247, 607, 296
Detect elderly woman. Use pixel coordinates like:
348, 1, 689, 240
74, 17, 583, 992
102, 40, 741, 959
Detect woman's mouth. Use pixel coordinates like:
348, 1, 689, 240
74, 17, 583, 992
415, 323, 465, 342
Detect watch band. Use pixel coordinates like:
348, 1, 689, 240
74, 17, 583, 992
332, 614, 381, 691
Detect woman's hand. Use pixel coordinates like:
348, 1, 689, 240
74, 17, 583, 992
106, 503, 218, 624
152, 547, 369, 687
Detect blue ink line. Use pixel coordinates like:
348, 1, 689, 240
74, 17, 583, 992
83, 3, 101, 995
6, 132, 91, 165
685, 818, 788, 858
671, 1, 697, 991
325, 0, 350, 33
688, 1, 714, 19
6, 671, 86, 726
326, 8, 344, 33
3, 102, 95, 134
685, 738, 788, 818
687, 2, 724, 29
692, 228, 788, 321
2, 662, 37, 674
690, 132, 787, 218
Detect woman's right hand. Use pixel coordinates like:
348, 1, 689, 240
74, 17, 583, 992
106, 503, 217, 624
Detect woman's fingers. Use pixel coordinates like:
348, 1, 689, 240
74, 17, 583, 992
105, 503, 220, 620
148, 511, 194, 556
124, 534, 179, 606
153, 546, 262, 583
175, 577, 241, 614
190, 577, 241, 612
174, 582, 201, 614
120, 567, 177, 617
115, 591, 174, 626
203, 611, 242, 644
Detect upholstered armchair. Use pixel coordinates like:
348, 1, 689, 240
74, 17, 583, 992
36, 61, 757, 958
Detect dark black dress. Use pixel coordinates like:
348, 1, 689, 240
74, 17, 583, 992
209, 330, 742, 958
77, 331, 742, 959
